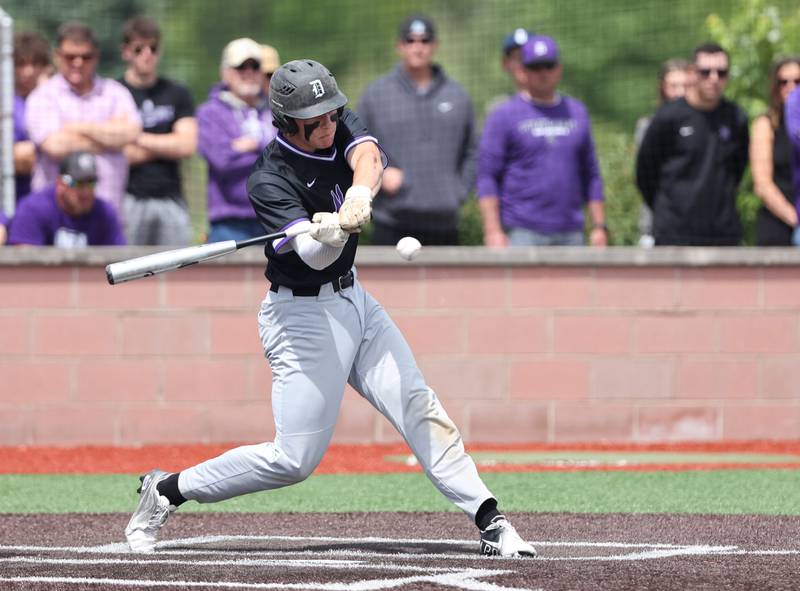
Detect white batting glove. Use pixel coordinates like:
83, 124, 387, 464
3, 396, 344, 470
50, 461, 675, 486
338, 185, 373, 232
309, 212, 349, 247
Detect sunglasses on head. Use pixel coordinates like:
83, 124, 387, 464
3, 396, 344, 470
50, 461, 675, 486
525, 61, 557, 71
697, 67, 729, 79
234, 59, 261, 72
132, 43, 159, 55
779, 77, 800, 87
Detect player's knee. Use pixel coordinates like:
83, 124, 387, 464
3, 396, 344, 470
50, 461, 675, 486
280, 459, 316, 484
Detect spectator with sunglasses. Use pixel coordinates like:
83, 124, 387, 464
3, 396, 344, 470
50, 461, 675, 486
25, 22, 142, 216
750, 57, 800, 246
477, 35, 607, 247
357, 14, 476, 245
118, 16, 197, 246
636, 42, 749, 246
197, 38, 277, 242
7, 151, 125, 246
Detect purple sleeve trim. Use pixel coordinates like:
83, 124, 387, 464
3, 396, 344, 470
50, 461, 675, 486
344, 135, 388, 168
273, 217, 310, 254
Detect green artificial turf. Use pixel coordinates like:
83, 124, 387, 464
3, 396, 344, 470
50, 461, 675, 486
1, 470, 799, 515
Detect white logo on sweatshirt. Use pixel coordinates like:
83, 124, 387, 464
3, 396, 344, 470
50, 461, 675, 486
679, 126, 694, 137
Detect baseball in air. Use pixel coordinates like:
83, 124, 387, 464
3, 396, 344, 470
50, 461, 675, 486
396, 236, 422, 261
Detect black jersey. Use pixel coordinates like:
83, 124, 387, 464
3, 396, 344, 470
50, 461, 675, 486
635, 97, 749, 246
247, 109, 381, 288
118, 77, 195, 199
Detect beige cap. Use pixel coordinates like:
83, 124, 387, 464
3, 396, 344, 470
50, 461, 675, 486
260, 44, 280, 74
221, 37, 263, 69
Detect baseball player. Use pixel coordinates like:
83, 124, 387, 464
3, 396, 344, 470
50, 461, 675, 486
125, 59, 535, 558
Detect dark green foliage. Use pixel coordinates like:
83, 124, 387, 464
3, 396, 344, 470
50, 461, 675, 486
4, 0, 799, 244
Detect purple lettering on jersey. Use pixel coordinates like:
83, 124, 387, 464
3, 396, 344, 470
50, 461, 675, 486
330, 184, 344, 211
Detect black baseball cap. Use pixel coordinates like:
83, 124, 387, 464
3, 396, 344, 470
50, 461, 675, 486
398, 15, 436, 41
59, 151, 98, 183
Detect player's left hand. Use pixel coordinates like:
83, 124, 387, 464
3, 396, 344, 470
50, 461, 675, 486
338, 185, 372, 231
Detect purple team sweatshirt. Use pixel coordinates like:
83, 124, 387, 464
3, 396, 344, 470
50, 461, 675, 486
14, 94, 32, 199
785, 86, 800, 220
7, 185, 126, 246
476, 93, 604, 234
197, 84, 276, 223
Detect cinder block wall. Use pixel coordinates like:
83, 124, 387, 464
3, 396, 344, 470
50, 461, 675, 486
2, 247, 800, 446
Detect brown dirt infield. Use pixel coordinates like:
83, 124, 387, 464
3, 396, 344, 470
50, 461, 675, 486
3, 440, 800, 474
1, 512, 799, 590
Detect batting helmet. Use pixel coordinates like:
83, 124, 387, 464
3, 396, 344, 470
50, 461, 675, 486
269, 59, 348, 134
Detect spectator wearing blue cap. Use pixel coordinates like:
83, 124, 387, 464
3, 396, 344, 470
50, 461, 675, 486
477, 35, 608, 247
501, 28, 532, 90
358, 14, 476, 245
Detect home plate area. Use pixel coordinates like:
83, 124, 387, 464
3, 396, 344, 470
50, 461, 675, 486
1, 513, 799, 590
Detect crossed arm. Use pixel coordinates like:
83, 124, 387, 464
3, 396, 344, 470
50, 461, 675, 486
40, 116, 142, 160
124, 117, 198, 165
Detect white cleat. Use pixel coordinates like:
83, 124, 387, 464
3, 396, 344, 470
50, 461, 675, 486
124, 469, 175, 553
479, 515, 537, 557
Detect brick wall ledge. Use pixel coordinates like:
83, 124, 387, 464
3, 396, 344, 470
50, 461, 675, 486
1, 245, 800, 268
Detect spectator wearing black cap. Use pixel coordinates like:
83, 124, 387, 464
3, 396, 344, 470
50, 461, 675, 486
357, 14, 476, 245
7, 151, 125, 246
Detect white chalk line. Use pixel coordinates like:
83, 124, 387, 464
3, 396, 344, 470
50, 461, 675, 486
0, 569, 533, 591
2, 534, 798, 591
0, 555, 459, 573
1, 534, 795, 561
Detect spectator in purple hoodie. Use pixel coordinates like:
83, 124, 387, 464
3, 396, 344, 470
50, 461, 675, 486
784, 85, 800, 245
477, 35, 607, 247
197, 37, 277, 242
7, 151, 126, 247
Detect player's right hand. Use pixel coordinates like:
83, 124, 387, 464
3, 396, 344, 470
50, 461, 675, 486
309, 212, 349, 247
338, 185, 373, 231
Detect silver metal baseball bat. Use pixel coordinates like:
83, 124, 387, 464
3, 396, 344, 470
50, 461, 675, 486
106, 224, 309, 285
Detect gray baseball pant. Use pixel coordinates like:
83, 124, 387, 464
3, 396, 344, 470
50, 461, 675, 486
178, 273, 494, 519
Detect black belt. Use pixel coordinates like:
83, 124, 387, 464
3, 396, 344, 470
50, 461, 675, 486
270, 270, 354, 296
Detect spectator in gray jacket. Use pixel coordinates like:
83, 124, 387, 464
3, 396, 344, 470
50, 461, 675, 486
357, 14, 476, 245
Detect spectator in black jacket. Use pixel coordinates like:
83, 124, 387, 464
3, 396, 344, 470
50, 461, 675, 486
636, 43, 749, 246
